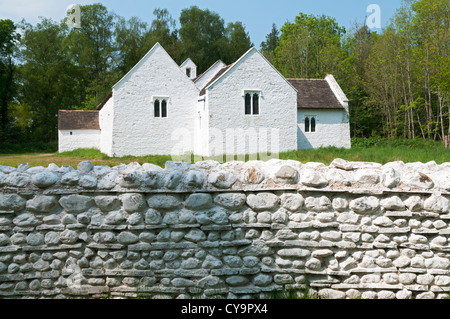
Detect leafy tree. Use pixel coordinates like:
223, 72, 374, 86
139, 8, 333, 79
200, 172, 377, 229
19, 18, 79, 142
0, 19, 20, 141
179, 6, 227, 73
64, 3, 117, 108
223, 21, 253, 63
260, 23, 280, 62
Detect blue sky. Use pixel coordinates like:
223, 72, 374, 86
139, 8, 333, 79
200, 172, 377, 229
1, 0, 404, 48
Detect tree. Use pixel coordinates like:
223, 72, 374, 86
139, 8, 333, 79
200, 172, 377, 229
179, 6, 227, 73
260, 23, 280, 62
224, 21, 253, 63
19, 18, 79, 142
64, 3, 117, 108
0, 19, 20, 141
273, 13, 346, 78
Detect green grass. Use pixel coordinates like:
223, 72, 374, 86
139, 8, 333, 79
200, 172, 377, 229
0, 138, 448, 168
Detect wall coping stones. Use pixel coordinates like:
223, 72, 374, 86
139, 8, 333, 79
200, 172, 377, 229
0, 159, 448, 195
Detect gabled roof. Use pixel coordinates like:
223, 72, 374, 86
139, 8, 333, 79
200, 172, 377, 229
200, 47, 297, 96
58, 110, 100, 130
193, 59, 225, 83
199, 64, 233, 96
97, 91, 112, 110
180, 58, 196, 68
287, 79, 344, 109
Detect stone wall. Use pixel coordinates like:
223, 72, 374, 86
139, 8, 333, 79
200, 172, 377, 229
0, 158, 449, 299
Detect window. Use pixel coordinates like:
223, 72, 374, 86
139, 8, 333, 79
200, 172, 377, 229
244, 92, 260, 115
305, 116, 317, 132
186, 68, 191, 77
154, 98, 168, 118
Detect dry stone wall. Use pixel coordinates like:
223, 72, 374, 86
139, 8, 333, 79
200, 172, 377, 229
0, 158, 449, 299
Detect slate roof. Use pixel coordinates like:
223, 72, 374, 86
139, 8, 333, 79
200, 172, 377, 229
287, 78, 344, 109
96, 91, 112, 111
58, 110, 100, 130
199, 64, 233, 96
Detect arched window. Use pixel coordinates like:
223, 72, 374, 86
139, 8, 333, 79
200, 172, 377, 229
244, 91, 261, 115
305, 117, 310, 132
245, 93, 252, 115
154, 99, 160, 117
252, 93, 259, 115
161, 100, 167, 118
311, 117, 316, 132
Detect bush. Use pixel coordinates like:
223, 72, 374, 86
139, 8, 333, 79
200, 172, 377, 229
0, 142, 58, 154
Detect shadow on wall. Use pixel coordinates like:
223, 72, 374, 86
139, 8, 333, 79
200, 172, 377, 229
297, 126, 313, 150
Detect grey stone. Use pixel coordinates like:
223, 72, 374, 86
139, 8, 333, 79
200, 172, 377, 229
97, 171, 118, 190
424, 195, 449, 214
404, 196, 423, 211
185, 229, 206, 242
185, 193, 212, 210
117, 232, 139, 245
275, 166, 299, 184
26, 232, 44, 246
32, 171, 59, 188
60, 229, 78, 244
246, 193, 279, 211
213, 193, 246, 210
79, 175, 97, 189
118, 171, 141, 188
382, 167, 400, 188
208, 171, 237, 189
121, 193, 146, 212
94, 196, 120, 212
280, 193, 304, 212
77, 161, 93, 174
202, 255, 223, 269
104, 211, 126, 225
164, 170, 183, 189
13, 213, 39, 227
301, 169, 328, 187
0, 194, 26, 211
61, 171, 80, 186
59, 195, 94, 214
44, 232, 60, 245
226, 276, 249, 286
349, 196, 380, 214
184, 170, 205, 188
278, 248, 310, 258
142, 170, 162, 188
253, 274, 272, 287
4, 172, 30, 187
145, 209, 162, 225
330, 158, 353, 171
326, 169, 351, 186
62, 214, 77, 225
354, 169, 380, 184
332, 197, 349, 212
381, 196, 405, 210
305, 196, 332, 212
147, 194, 182, 210
26, 196, 59, 213
0, 234, 9, 246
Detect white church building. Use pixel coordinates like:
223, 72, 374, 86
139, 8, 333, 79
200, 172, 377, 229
58, 43, 351, 157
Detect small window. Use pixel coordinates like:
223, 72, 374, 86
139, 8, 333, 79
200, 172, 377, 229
245, 93, 252, 115
244, 91, 260, 115
154, 99, 160, 117
154, 98, 168, 118
305, 116, 317, 133
161, 100, 167, 118
186, 68, 191, 77
70, 131, 73, 136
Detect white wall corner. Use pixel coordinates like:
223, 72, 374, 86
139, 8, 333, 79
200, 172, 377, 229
325, 74, 349, 111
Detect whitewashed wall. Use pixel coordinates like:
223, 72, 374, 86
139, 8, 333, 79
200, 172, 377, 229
204, 49, 298, 157
99, 95, 114, 156
194, 60, 226, 90
58, 130, 101, 152
111, 43, 199, 157
297, 109, 351, 149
